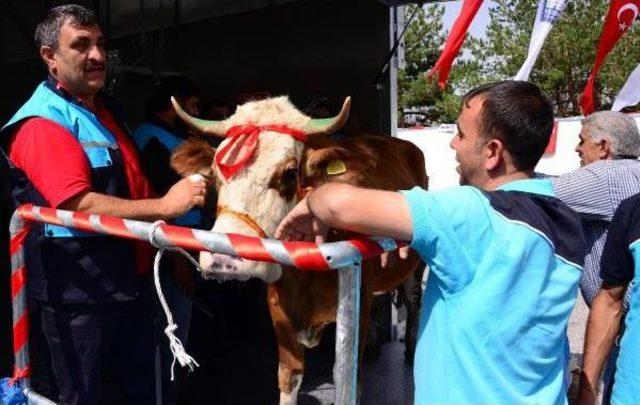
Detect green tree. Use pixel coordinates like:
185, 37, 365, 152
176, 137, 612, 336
398, 4, 486, 125
398, 4, 459, 126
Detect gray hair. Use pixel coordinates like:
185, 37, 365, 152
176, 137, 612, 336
35, 4, 97, 50
582, 111, 640, 158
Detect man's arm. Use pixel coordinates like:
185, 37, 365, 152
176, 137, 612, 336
276, 183, 413, 242
60, 176, 206, 221
578, 284, 626, 404
9, 118, 206, 221
578, 198, 636, 404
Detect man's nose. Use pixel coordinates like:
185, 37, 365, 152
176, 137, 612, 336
89, 45, 105, 62
449, 135, 458, 150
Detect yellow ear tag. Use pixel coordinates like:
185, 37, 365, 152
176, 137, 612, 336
326, 159, 347, 176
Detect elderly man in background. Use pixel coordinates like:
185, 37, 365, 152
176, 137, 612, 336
552, 111, 640, 403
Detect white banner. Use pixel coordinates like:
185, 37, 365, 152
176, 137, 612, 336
612, 63, 640, 111
514, 0, 568, 81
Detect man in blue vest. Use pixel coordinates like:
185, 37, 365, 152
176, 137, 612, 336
276, 81, 585, 404
578, 194, 640, 404
0, 5, 206, 404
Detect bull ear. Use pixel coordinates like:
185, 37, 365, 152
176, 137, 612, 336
302, 144, 351, 178
304, 97, 351, 136
170, 138, 216, 178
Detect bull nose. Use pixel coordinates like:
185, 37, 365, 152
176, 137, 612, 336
211, 253, 243, 271
206, 253, 245, 273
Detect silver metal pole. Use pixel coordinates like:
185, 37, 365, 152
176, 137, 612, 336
333, 260, 362, 405
24, 388, 57, 405
9, 210, 30, 389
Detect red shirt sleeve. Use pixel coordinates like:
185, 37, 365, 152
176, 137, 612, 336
8, 117, 92, 208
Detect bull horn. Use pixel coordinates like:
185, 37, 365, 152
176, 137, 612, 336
304, 96, 351, 136
171, 96, 226, 137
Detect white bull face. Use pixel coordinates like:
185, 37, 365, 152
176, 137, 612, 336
171, 95, 350, 282
202, 130, 304, 282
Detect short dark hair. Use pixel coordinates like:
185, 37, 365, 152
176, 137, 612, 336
35, 4, 98, 50
462, 81, 554, 171
146, 76, 201, 119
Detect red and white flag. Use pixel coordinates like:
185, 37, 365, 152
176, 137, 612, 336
428, 0, 484, 89
580, 0, 640, 115
514, 0, 568, 81
612, 63, 640, 111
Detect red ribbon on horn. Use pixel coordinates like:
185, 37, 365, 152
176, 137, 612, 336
215, 124, 307, 179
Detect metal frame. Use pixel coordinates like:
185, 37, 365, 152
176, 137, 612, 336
9, 205, 402, 405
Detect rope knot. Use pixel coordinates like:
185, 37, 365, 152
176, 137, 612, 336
149, 220, 166, 249
152, 241, 202, 381
164, 324, 178, 335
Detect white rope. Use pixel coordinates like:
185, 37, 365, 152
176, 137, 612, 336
149, 220, 201, 381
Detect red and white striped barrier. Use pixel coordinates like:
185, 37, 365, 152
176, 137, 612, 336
9, 204, 404, 405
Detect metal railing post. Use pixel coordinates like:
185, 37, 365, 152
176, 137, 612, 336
9, 209, 30, 389
334, 260, 362, 405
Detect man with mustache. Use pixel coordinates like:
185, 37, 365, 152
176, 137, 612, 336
0, 5, 205, 404
276, 81, 585, 403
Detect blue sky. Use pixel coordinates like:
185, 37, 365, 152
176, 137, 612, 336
441, 0, 494, 39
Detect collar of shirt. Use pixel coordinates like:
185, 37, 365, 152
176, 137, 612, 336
497, 178, 554, 197
46, 75, 96, 110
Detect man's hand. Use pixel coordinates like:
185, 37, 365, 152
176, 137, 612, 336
160, 177, 207, 219
275, 197, 329, 243
380, 245, 412, 268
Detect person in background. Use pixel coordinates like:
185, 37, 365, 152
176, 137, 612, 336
133, 76, 207, 404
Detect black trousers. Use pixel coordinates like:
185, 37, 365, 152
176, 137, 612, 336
39, 290, 155, 405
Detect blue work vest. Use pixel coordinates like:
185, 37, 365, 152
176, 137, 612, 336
0, 80, 139, 303
133, 122, 202, 227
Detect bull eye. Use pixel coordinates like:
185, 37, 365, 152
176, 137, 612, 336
283, 167, 298, 184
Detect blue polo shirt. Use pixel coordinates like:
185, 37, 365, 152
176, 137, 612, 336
401, 179, 584, 404
599, 194, 640, 405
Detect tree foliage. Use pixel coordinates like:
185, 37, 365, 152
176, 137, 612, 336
398, 0, 640, 124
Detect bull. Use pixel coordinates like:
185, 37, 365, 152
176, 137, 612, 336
169, 96, 426, 404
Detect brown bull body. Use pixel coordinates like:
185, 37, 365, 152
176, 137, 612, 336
269, 135, 427, 401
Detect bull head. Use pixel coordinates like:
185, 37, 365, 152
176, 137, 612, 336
171, 96, 350, 282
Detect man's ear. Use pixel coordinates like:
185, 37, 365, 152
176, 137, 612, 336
40, 46, 56, 73
598, 138, 612, 159
484, 138, 504, 171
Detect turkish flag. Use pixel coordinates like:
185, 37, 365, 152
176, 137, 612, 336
580, 0, 640, 115
428, 0, 484, 89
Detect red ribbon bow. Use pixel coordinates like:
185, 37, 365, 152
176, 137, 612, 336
215, 124, 307, 179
